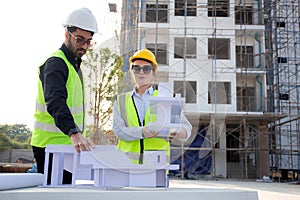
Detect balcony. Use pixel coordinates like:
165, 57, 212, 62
237, 96, 260, 112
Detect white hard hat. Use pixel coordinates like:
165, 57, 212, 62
63, 7, 98, 33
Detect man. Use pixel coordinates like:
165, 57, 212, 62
31, 7, 97, 184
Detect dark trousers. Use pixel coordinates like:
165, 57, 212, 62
32, 146, 72, 185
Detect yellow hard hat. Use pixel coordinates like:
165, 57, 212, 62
129, 49, 158, 72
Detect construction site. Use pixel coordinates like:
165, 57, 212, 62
1, 2, 300, 200
118, 0, 300, 182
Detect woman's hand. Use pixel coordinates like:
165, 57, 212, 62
142, 127, 159, 138
170, 131, 187, 139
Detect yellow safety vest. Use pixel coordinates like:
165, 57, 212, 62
31, 50, 85, 148
116, 90, 170, 164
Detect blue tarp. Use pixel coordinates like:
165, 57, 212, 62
170, 124, 212, 179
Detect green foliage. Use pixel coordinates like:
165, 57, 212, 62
0, 132, 12, 151
0, 124, 32, 150
0, 124, 31, 139
83, 47, 124, 144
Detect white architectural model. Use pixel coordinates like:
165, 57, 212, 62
43, 144, 178, 189
148, 82, 185, 137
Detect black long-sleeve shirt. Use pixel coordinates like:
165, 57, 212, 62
39, 44, 83, 135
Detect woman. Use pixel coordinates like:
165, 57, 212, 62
113, 48, 192, 164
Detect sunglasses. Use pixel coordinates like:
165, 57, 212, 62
131, 65, 154, 74
68, 32, 93, 46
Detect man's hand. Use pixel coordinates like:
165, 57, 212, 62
142, 127, 159, 138
70, 133, 95, 153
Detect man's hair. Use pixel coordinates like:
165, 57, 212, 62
66, 26, 94, 36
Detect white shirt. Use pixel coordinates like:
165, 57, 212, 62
112, 86, 192, 141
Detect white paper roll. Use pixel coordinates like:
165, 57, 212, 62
0, 173, 43, 190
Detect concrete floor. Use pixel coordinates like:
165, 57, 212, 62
0, 177, 299, 200
170, 178, 300, 200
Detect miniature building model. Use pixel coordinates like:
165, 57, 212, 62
148, 82, 185, 137
43, 144, 179, 189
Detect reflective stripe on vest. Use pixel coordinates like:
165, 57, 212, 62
125, 151, 170, 163
36, 102, 86, 115
116, 90, 170, 164
31, 50, 85, 148
34, 121, 84, 133
118, 93, 128, 126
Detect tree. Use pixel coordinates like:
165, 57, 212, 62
0, 124, 32, 150
0, 132, 12, 151
83, 47, 124, 145
0, 124, 31, 140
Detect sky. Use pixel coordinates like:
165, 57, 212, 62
0, 0, 122, 129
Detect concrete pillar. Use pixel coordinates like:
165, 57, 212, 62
215, 120, 226, 178
257, 123, 269, 178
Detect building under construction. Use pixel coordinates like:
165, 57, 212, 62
119, 0, 300, 181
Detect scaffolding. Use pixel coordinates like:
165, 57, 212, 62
119, 0, 300, 182
265, 0, 300, 182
